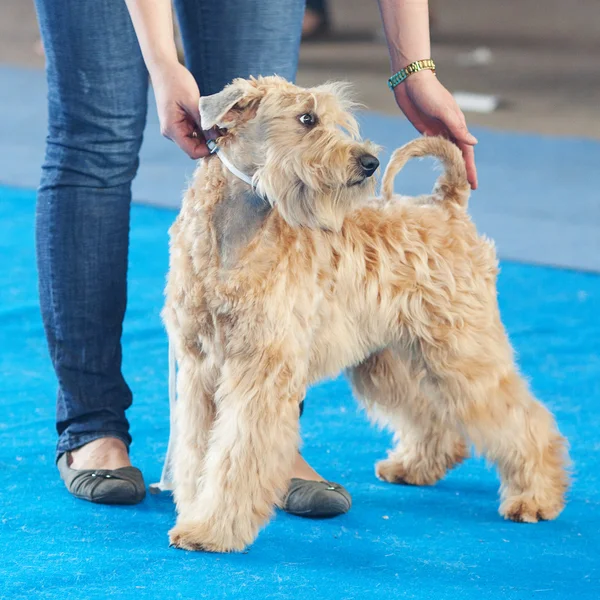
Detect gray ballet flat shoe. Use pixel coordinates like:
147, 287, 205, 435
57, 452, 146, 505
282, 478, 352, 518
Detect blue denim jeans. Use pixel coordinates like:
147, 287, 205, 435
33, 0, 305, 459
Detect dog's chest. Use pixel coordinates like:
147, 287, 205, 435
212, 191, 271, 268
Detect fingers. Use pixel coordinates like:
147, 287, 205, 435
180, 133, 210, 160
443, 109, 478, 147
165, 127, 209, 159
161, 117, 210, 160
443, 111, 478, 189
433, 106, 478, 189
458, 142, 478, 190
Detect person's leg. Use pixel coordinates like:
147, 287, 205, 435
173, 0, 305, 95
303, 0, 330, 39
34, 0, 149, 466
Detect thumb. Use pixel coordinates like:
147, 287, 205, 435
185, 104, 202, 132
190, 105, 202, 131
178, 94, 202, 131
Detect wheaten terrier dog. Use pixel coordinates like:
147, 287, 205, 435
162, 76, 569, 553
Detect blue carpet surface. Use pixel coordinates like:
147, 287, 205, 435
0, 185, 599, 600
1, 65, 599, 272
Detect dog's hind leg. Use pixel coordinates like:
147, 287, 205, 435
349, 348, 468, 487
422, 330, 570, 523
169, 339, 306, 552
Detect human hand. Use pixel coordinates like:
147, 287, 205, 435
150, 61, 210, 159
393, 70, 478, 189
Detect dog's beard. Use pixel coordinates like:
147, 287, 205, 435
256, 168, 373, 231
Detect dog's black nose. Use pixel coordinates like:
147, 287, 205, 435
359, 154, 379, 177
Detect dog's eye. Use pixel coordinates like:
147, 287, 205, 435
299, 113, 316, 127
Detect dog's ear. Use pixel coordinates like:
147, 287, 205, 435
199, 79, 261, 130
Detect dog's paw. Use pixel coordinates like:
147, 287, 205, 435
376, 441, 468, 486
168, 521, 246, 553
500, 494, 565, 523
375, 458, 443, 486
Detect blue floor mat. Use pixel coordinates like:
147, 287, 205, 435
0, 185, 599, 600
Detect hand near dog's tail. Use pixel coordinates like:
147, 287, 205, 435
381, 136, 471, 208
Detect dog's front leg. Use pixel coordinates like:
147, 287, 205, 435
171, 351, 219, 515
169, 343, 305, 553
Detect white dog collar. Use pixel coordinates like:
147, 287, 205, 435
206, 139, 254, 187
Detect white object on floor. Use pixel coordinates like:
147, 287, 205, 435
456, 46, 493, 67
149, 339, 177, 494
452, 91, 500, 114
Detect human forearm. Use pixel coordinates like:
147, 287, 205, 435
124, 0, 206, 158
124, 0, 178, 75
378, 0, 478, 189
377, 0, 431, 72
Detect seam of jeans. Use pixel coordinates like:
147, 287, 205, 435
45, 192, 63, 365
196, 0, 214, 92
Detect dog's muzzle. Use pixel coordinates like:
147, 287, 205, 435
359, 154, 379, 177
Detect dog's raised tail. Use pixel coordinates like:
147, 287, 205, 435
381, 136, 470, 208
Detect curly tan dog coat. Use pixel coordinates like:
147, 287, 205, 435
163, 76, 569, 552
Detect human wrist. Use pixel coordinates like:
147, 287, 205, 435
403, 67, 436, 84
388, 60, 436, 91
146, 49, 180, 79
378, 0, 431, 76
389, 48, 431, 74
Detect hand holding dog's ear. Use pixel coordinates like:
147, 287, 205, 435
393, 70, 479, 190
199, 82, 249, 130
199, 79, 262, 131
151, 62, 210, 160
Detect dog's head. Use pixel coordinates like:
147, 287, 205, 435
200, 76, 379, 231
